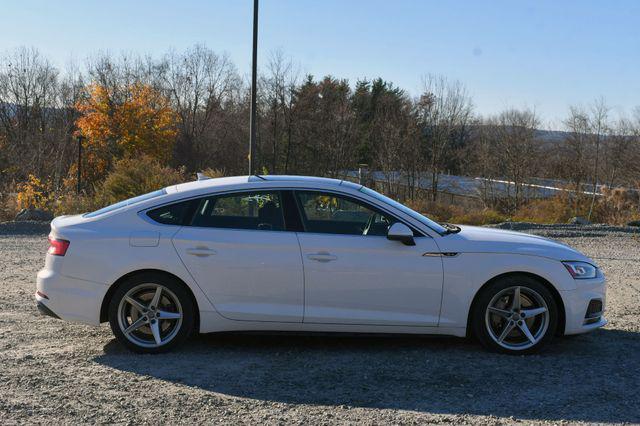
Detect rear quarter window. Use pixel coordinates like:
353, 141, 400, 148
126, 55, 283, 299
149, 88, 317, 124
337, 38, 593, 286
146, 200, 194, 225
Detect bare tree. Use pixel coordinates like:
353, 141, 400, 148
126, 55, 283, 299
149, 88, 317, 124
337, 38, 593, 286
416, 75, 473, 201
259, 50, 299, 174
158, 45, 240, 170
560, 106, 592, 214
492, 108, 540, 212
0, 47, 69, 185
587, 98, 609, 221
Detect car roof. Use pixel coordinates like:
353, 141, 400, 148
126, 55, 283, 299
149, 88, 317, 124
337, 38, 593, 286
170, 175, 361, 194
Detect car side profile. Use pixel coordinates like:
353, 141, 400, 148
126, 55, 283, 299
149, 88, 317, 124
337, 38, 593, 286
36, 175, 606, 354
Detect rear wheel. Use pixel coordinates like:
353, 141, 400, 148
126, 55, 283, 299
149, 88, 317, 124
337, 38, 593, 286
472, 275, 558, 354
108, 272, 195, 353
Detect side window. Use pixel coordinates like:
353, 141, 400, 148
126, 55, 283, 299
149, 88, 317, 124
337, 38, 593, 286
295, 191, 396, 236
191, 191, 285, 231
146, 200, 193, 225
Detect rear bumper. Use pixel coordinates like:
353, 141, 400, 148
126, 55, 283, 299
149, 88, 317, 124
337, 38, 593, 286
560, 276, 607, 335
36, 300, 60, 319
36, 268, 109, 326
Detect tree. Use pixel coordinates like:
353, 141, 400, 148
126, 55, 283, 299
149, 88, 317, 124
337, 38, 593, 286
586, 98, 609, 221
416, 75, 473, 201
259, 50, 298, 174
75, 82, 177, 187
492, 108, 540, 212
0, 47, 79, 188
559, 106, 592, 214
290, 75, 355, 177
159, 45, 240, 171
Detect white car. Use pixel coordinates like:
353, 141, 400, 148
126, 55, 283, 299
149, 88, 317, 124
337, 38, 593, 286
36, 175, 606, 354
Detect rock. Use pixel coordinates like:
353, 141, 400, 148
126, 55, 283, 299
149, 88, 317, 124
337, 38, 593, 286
627, 220, 640, 227
568, 216, 590, 225
15, 208, 53, 222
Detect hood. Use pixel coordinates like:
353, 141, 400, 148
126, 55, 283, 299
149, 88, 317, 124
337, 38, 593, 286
435, 225, 593, 263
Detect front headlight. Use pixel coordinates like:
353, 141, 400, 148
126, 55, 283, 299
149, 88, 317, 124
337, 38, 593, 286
562, 261, 598, 279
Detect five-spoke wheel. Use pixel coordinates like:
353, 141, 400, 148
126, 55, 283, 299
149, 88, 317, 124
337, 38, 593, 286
108, 272, 194, 353
472, 275, 558, 354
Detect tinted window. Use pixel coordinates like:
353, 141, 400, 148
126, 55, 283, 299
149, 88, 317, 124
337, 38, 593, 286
84, 189, 166, 218
191, 191, 285, 231
147, 200, 193, 225
295, 191, 395, 236
359, 186, 447, 234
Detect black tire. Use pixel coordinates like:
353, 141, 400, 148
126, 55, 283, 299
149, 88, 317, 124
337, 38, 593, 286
108, 272, 195, 354
471, 274, 558, 355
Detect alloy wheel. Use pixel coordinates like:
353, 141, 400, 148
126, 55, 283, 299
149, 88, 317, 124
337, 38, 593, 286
117, 283, 183, 348
484, 285, 550, 351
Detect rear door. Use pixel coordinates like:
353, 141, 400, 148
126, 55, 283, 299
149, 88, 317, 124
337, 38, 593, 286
294, 190, 444, 326
172, 190, 304, 322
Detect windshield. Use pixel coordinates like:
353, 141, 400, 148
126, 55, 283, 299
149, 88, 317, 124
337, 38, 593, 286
359, 186, 447, 234
84, 189, 167, 218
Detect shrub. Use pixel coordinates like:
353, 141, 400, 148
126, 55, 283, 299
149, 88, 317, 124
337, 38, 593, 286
16, 174, 54, 211
198, 168, 225, 179
512, 195, 575, 224
590, 187, 640, 225
0, 193, 19, 221
404, 198, 464, 223
95, 156, 187, 206
53, 194, 100, 216
449, 209, 507, 225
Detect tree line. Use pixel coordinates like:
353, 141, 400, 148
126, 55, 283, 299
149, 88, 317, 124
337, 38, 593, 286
1, 45, 639, 217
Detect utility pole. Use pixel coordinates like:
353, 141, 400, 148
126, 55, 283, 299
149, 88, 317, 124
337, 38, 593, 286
248, 0, 259, 175
77, 135, 83, 195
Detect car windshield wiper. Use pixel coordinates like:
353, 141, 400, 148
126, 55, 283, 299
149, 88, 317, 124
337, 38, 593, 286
440, 223, 461, 234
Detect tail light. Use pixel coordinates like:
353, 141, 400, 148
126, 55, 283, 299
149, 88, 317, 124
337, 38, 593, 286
48, 237, 70, 256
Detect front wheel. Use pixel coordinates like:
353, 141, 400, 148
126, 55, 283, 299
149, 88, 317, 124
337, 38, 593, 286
108, 272, 195, 353
472, 275, 558, 354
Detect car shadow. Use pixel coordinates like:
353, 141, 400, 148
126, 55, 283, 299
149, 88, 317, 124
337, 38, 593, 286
94, 328, 640, 423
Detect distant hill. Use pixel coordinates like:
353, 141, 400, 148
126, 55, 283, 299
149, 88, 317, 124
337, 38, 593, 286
535, 129, 571, 144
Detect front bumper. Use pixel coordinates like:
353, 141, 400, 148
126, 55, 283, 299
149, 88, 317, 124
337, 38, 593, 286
36, 268, 109, 326
560, 275, 607, 335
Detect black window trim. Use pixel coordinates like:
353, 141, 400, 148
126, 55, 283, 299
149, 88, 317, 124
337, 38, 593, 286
139, 186, 425, 237
281, 190, 305, 232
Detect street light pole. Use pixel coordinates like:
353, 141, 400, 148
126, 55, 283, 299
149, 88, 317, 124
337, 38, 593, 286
248, 0, 259, 175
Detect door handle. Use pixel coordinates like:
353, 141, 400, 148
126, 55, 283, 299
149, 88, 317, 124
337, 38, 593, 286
185, 247, 217, 257
307, 252, 337, 262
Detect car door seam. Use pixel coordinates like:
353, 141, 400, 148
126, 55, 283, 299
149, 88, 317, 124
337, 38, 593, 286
294, 232, 306, 323
169, 226, 226, 316
430, 237, 446, 327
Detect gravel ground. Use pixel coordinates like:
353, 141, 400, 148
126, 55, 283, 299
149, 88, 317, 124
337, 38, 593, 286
1, 222, 639, 425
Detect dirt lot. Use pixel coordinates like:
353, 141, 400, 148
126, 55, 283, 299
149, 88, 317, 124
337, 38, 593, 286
1, 222, 639, 425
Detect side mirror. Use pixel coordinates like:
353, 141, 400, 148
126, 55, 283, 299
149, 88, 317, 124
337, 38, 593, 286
387, 222, 415, 246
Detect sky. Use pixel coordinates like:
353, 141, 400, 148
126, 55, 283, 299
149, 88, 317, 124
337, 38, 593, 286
1, 0, 638, 127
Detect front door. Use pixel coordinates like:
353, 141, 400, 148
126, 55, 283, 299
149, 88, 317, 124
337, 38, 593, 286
294, 190, 444, 326
172, 190, 304, 322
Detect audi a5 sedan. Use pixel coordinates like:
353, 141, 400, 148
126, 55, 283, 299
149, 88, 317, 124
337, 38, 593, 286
36, 175, 606, 354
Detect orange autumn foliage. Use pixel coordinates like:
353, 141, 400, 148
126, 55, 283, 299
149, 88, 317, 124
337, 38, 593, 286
74, 83, 177, 187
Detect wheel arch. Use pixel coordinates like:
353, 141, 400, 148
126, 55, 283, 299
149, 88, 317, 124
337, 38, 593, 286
99, 269, 200, 333
466, 271, 566, 337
